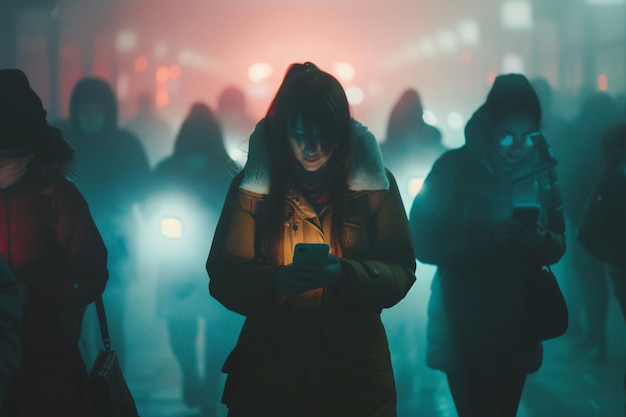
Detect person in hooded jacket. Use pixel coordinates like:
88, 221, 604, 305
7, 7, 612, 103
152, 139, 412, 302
0, 69, 108, 417
63, 77, 150, 372
206, 62, 416, 417
145, 102, 242, 413
409, 73, 566, 417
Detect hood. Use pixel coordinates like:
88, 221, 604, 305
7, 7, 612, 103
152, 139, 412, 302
69, 77, 118, 136
240, 118, 389, 195
0, 69, 73, 177
464, 105, 557, 183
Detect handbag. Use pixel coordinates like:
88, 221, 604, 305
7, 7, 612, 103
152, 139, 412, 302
86, 296, 140, 417
527, 265, 569, 342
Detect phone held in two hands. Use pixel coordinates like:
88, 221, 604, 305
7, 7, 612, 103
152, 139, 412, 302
292, 243, 330, 266
511, 203, 541, 229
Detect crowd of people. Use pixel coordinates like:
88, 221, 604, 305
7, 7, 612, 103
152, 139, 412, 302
0, 61, 625, 417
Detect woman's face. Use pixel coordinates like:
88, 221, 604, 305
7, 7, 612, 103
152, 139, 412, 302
288, 117, 332, 172
492, 112, 540, 166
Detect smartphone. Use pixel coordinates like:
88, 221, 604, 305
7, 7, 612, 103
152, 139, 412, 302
512, 204, 541, 229
293, 243, 330, 267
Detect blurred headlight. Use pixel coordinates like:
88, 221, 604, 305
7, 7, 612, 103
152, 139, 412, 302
161, 217, 183, 239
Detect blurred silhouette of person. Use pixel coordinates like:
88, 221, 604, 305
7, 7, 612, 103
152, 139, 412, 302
64, 77, 150, 373
124, 91, 173, 169
145, 102, 241, 414
410, 74, 565, 417
577, 123, 626, 413
216, 85, 256, 168
559, 92, 622, 361
206, 62, 416, 417
0, 69, 108, 417
379, 87, 446, 409
380, 88, 446, 209
578, 123, 626, 320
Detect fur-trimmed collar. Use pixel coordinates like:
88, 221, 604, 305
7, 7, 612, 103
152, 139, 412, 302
240, 118, 389, 194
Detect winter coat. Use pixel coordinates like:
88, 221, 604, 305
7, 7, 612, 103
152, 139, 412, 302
0, 153, 108, 417
206, 120, 416, 417
409, 107, 566, 374
0, 255, 24, 410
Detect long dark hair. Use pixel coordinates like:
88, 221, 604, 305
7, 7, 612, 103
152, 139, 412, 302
261, 62, 354, 263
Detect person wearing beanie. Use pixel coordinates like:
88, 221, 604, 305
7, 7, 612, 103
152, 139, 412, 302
410, 73, 566, 416
0, 69, 108, 417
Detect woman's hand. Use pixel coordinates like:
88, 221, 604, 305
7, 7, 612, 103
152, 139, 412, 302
492, 219, 546, 249
275, 254, 343, 295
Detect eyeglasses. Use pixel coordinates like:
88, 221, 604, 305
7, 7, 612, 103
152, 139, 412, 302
498, 131, 542, 148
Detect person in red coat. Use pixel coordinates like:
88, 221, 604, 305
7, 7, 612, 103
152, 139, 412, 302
0, 69, 109, 417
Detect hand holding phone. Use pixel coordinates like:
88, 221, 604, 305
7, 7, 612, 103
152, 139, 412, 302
276, 244, 342, 295
512, 204, 541, 229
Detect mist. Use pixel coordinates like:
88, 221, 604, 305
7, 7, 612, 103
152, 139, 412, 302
1, 0, 625, 416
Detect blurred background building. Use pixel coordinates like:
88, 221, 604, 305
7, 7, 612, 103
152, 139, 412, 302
1, 0, 624, 151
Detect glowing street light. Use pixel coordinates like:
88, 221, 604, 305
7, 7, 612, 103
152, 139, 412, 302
248, 63, 273, 83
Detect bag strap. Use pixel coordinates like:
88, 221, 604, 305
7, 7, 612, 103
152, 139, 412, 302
95, 295, 111, 352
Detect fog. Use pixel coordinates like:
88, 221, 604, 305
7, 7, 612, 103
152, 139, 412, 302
4, 0, 625, 145
2, 0, 626, 416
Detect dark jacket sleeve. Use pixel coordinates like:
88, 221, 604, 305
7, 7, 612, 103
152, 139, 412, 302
409, 150, 496, 265
531, 166, 566, 265
0, 257, 23, 390
206, 172, 279, 316
336, 171, 416, 310
24, 180, 109, 312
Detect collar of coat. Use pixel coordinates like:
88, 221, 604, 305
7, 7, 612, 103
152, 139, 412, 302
239, 118, 389, 195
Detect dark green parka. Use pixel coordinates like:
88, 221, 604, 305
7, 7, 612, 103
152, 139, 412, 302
207, 121, 416, 417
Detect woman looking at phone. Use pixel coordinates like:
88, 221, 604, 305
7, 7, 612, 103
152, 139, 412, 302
409, 73, 566, 417
206, 62, 416, 417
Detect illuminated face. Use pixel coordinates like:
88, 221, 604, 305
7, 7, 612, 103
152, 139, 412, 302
492, 113, 540, 166
77, 102, 106, 136
288, 117, 332, 172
